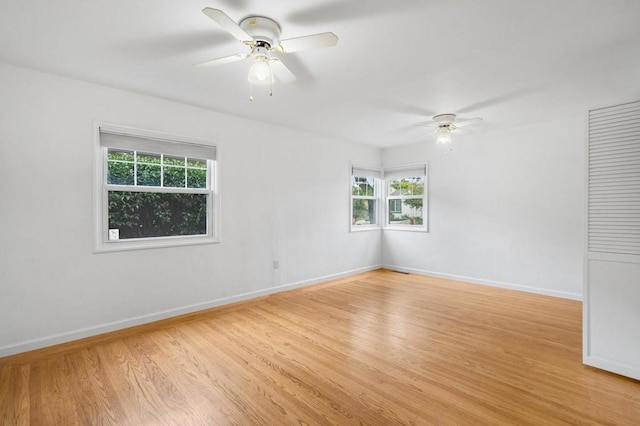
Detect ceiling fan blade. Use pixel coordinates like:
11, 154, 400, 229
278, 32, 338, 54
202, 8, 254, 43
194, 53, 249, 68
270, 59, 297, 83
454, 117, 483, 127
414, 122, 437, 128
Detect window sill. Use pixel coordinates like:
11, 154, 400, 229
94, 234, 220, 253
383, 226, 428, 233
350, 226, 381, 233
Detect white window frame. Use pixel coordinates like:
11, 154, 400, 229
93, 122, 220, 252
383, 163, 428, 232
350, 163, 382, 232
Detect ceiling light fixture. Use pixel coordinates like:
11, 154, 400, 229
432, 113, 459, 153
416, 113, 483, 152
436, 127, 452, 145
247, 58, 272, 85
197, 8, 338, 101
247, 45, 274, 101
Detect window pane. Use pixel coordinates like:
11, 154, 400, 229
107, 149, 133, 162
164, 155, 185, 166
410, 177, 425, 195
108, 191, 207, 239
107, 149, 134, 185
352, 177, 362, 196
187, 168, 207, 189
187, 158, 207, 168
388, 179, 402, 195
388, 177, 424, 196
137, 163, 161, 186
163, 166, 185, 188
107, 160, 134, 185
352, 176, 375, 196
137, 152, 161, 164
388, 199, 423, 225
352, 199, 376, 226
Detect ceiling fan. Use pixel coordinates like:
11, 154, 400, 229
417, 113, 483, 150
196, 8, 339, 100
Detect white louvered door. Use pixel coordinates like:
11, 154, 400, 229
584, 100, 640, 380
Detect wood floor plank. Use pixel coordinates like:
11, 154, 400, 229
39, 355, 83, 425
149, 327, 258, 425
1, 269, 639, 425
175, 322, 294, 425
206, 319, 331, 425
161, 324, 295, 425
238, 306, 502, 425
0, 364, 16, 424
221, 308, 419, 424
27, 364, 42, 425
253, 289, 549, 424
68, 347, 126, 424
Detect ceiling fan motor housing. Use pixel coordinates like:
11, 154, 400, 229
433, 113, 456, 124
433, 113, 457, 131
240, 16, 281, 49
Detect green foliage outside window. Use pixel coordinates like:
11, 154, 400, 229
108, 191, 207, 239
106, 149, 209, 239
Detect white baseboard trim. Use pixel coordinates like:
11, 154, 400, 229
0, 265, 381, 358
383, 264, 583, 301
584, 355, 640, 381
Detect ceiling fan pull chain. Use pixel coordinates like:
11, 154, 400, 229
249, 83, 254, 102
269, 67, 273, 97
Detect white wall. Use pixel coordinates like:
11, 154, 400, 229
382, 118, 585, 299
0, 63, 381, 356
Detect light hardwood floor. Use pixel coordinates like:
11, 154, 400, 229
1, 269, 639, 425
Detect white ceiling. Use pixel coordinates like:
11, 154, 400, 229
2, 0, 640, 147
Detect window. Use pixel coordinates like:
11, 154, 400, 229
350, 165, 381, 230
384, 164, 427, 231
94, 124, 219, 252
389, 199, 402, 214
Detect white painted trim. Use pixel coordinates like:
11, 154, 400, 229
384, 264, 583, 301
584, 355, 640, 381
383, 226, 428, 233
0, 265, 382, 358
382, 162, 429, 233
350, 226, 382, 233
583, 107, 591, 364
349, 162, 383, 232
92, 120, 221, 253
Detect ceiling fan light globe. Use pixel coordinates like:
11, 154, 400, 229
248, 60, 273, 85
436, 130, 452, 145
